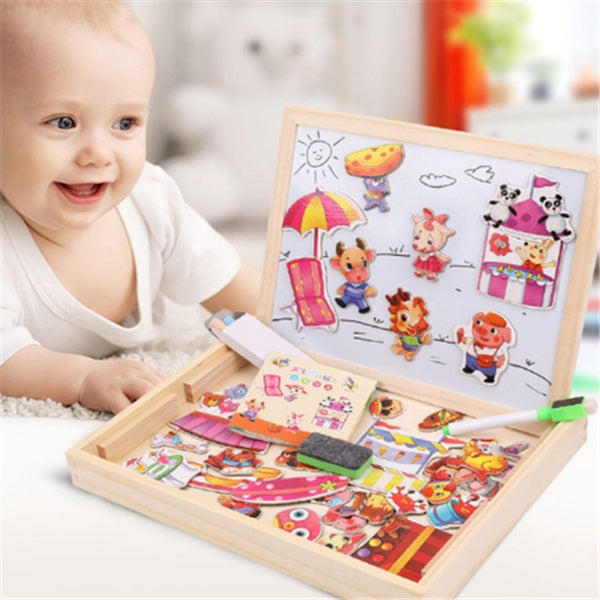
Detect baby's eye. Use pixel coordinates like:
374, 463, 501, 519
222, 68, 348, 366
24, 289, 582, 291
112, 117, 137, 131
47, 116, 76, 129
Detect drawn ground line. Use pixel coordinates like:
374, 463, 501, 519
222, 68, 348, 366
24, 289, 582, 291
272, 317, 551, 385
525, 383, 548, 397
353, 337, 385, 344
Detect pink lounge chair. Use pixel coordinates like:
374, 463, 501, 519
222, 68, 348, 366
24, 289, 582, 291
284, 257, 337, 330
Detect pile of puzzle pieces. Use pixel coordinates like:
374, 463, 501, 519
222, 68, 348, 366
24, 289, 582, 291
122, 387, 528, 583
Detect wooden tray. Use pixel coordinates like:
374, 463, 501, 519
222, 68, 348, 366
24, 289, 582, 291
68, 107, 598, 599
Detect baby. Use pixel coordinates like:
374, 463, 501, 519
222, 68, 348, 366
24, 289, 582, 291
0, 1, 259, 413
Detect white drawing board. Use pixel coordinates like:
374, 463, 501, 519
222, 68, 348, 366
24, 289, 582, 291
260, 107, 598, 412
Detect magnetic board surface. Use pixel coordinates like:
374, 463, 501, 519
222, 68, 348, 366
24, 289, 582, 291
264, 108, 597, 411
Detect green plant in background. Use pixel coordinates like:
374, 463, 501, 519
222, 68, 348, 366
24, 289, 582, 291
450, 2, 532, 76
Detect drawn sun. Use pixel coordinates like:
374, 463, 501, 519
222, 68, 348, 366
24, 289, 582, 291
294, 130, 345, 184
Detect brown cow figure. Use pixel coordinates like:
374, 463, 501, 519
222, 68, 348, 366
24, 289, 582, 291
330, 238, 376, 314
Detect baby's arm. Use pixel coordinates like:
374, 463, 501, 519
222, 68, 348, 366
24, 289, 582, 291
0, 345, 165, 413
202, 257, 260, 315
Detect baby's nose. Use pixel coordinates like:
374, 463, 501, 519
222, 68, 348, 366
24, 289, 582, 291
75, 134, 115, 168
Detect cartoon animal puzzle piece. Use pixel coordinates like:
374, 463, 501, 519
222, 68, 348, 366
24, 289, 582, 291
455, 311, 515, 386
205, 447, 262, 476
357, 492, 395, 525
322, 504, 368, 534
530, 175, 575, 242
345, 143, 404, 212
223, 383, 249, 399
386, 287, 432, 361
515, 239, 557, 274
462, 439, 509, 480
275, 447, 319, 471
484, 183, 520, 228
239, 398, 266, 422
150, 430, 208, 455
317, 532, 367, 555
421, 471, 457, 505
273, 507, 322, 541
330, 238, 376, 314
412, 208, 455, 281
387, 485, 428, 516
201, 392, 226, 409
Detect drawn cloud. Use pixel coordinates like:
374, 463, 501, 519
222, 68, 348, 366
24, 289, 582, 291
419, 173, 456, 188
465, 165, 495, 183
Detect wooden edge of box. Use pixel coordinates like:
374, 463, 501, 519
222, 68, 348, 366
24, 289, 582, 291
278, 105, 600, 168
66, 448, 426, 600
420, 418, 587, 597
550, 165, 599, 398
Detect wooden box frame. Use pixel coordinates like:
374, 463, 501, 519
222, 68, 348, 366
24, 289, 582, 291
68, 107, 598, 599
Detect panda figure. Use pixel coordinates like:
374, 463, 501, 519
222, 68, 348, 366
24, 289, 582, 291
537, 194, 575, 241
484, 184, 520, 228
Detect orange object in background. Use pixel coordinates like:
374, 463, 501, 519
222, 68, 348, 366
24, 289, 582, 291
424, 0, 488, 131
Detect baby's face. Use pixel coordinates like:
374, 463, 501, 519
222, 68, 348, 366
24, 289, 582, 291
0, 14, 155, 239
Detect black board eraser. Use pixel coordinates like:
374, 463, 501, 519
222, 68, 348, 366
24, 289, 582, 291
296, 432, 373, 478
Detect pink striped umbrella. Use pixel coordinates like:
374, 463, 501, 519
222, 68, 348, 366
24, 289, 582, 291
282, 188, 364, 257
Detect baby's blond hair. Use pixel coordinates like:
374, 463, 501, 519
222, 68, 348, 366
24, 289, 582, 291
1, 0, 151, 84
1, 0, 145, 58
1, 0, 133, 29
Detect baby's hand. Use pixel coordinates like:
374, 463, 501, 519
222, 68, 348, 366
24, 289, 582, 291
79, 359, 166, 413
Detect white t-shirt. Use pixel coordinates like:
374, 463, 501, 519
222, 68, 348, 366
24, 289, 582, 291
1, 163, 240, 363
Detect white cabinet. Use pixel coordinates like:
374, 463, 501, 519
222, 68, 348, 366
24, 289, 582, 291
467, 99, 599, 154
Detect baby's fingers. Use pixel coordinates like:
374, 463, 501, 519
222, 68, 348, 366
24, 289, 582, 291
106, 377, 157, 413
121, 372, 162, 402
109, 394, 136, 414
136, 363, 168, 387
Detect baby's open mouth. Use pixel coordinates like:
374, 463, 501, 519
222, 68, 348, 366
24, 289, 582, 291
55, 182, 108, 204
56, 182, 105, 195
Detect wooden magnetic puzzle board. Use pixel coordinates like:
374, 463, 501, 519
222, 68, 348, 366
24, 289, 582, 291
260, 107, 599, 413
69, 108, 598, 600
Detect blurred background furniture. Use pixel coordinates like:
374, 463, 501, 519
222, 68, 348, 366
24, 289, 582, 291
467, 98, 599, 153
